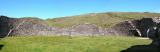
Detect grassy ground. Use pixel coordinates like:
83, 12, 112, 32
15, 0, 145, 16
0, 36, 151, 52
46, 12, 160, 28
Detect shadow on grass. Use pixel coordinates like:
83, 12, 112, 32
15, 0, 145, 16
0, 45, 4, 50
121, 45, 160, 52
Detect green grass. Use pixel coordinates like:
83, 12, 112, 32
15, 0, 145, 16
46, 12, 160, 28
0, 36, 151, 52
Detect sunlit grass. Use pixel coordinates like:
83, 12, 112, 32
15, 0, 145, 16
0, 36, 151, 52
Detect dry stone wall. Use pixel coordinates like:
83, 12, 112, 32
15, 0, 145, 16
0, 16, 159, 37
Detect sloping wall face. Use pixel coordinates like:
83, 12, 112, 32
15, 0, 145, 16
0, 16, 10, 38
110, 21, 135, 36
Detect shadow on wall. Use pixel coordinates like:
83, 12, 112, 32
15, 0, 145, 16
135, 18, 156, 37
0, 16, 10, 38
121, 45, 160, 52
112, 18, 156, 37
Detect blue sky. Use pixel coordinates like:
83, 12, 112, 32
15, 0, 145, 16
0, 0, 160, 19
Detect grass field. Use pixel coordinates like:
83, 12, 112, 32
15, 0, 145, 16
46, 12, 160, 28
0, 36, 151, 52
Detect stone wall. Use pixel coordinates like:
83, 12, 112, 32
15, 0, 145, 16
0, 16, 159, 37
110, 18, 157, 37
0, 16, 10, 38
